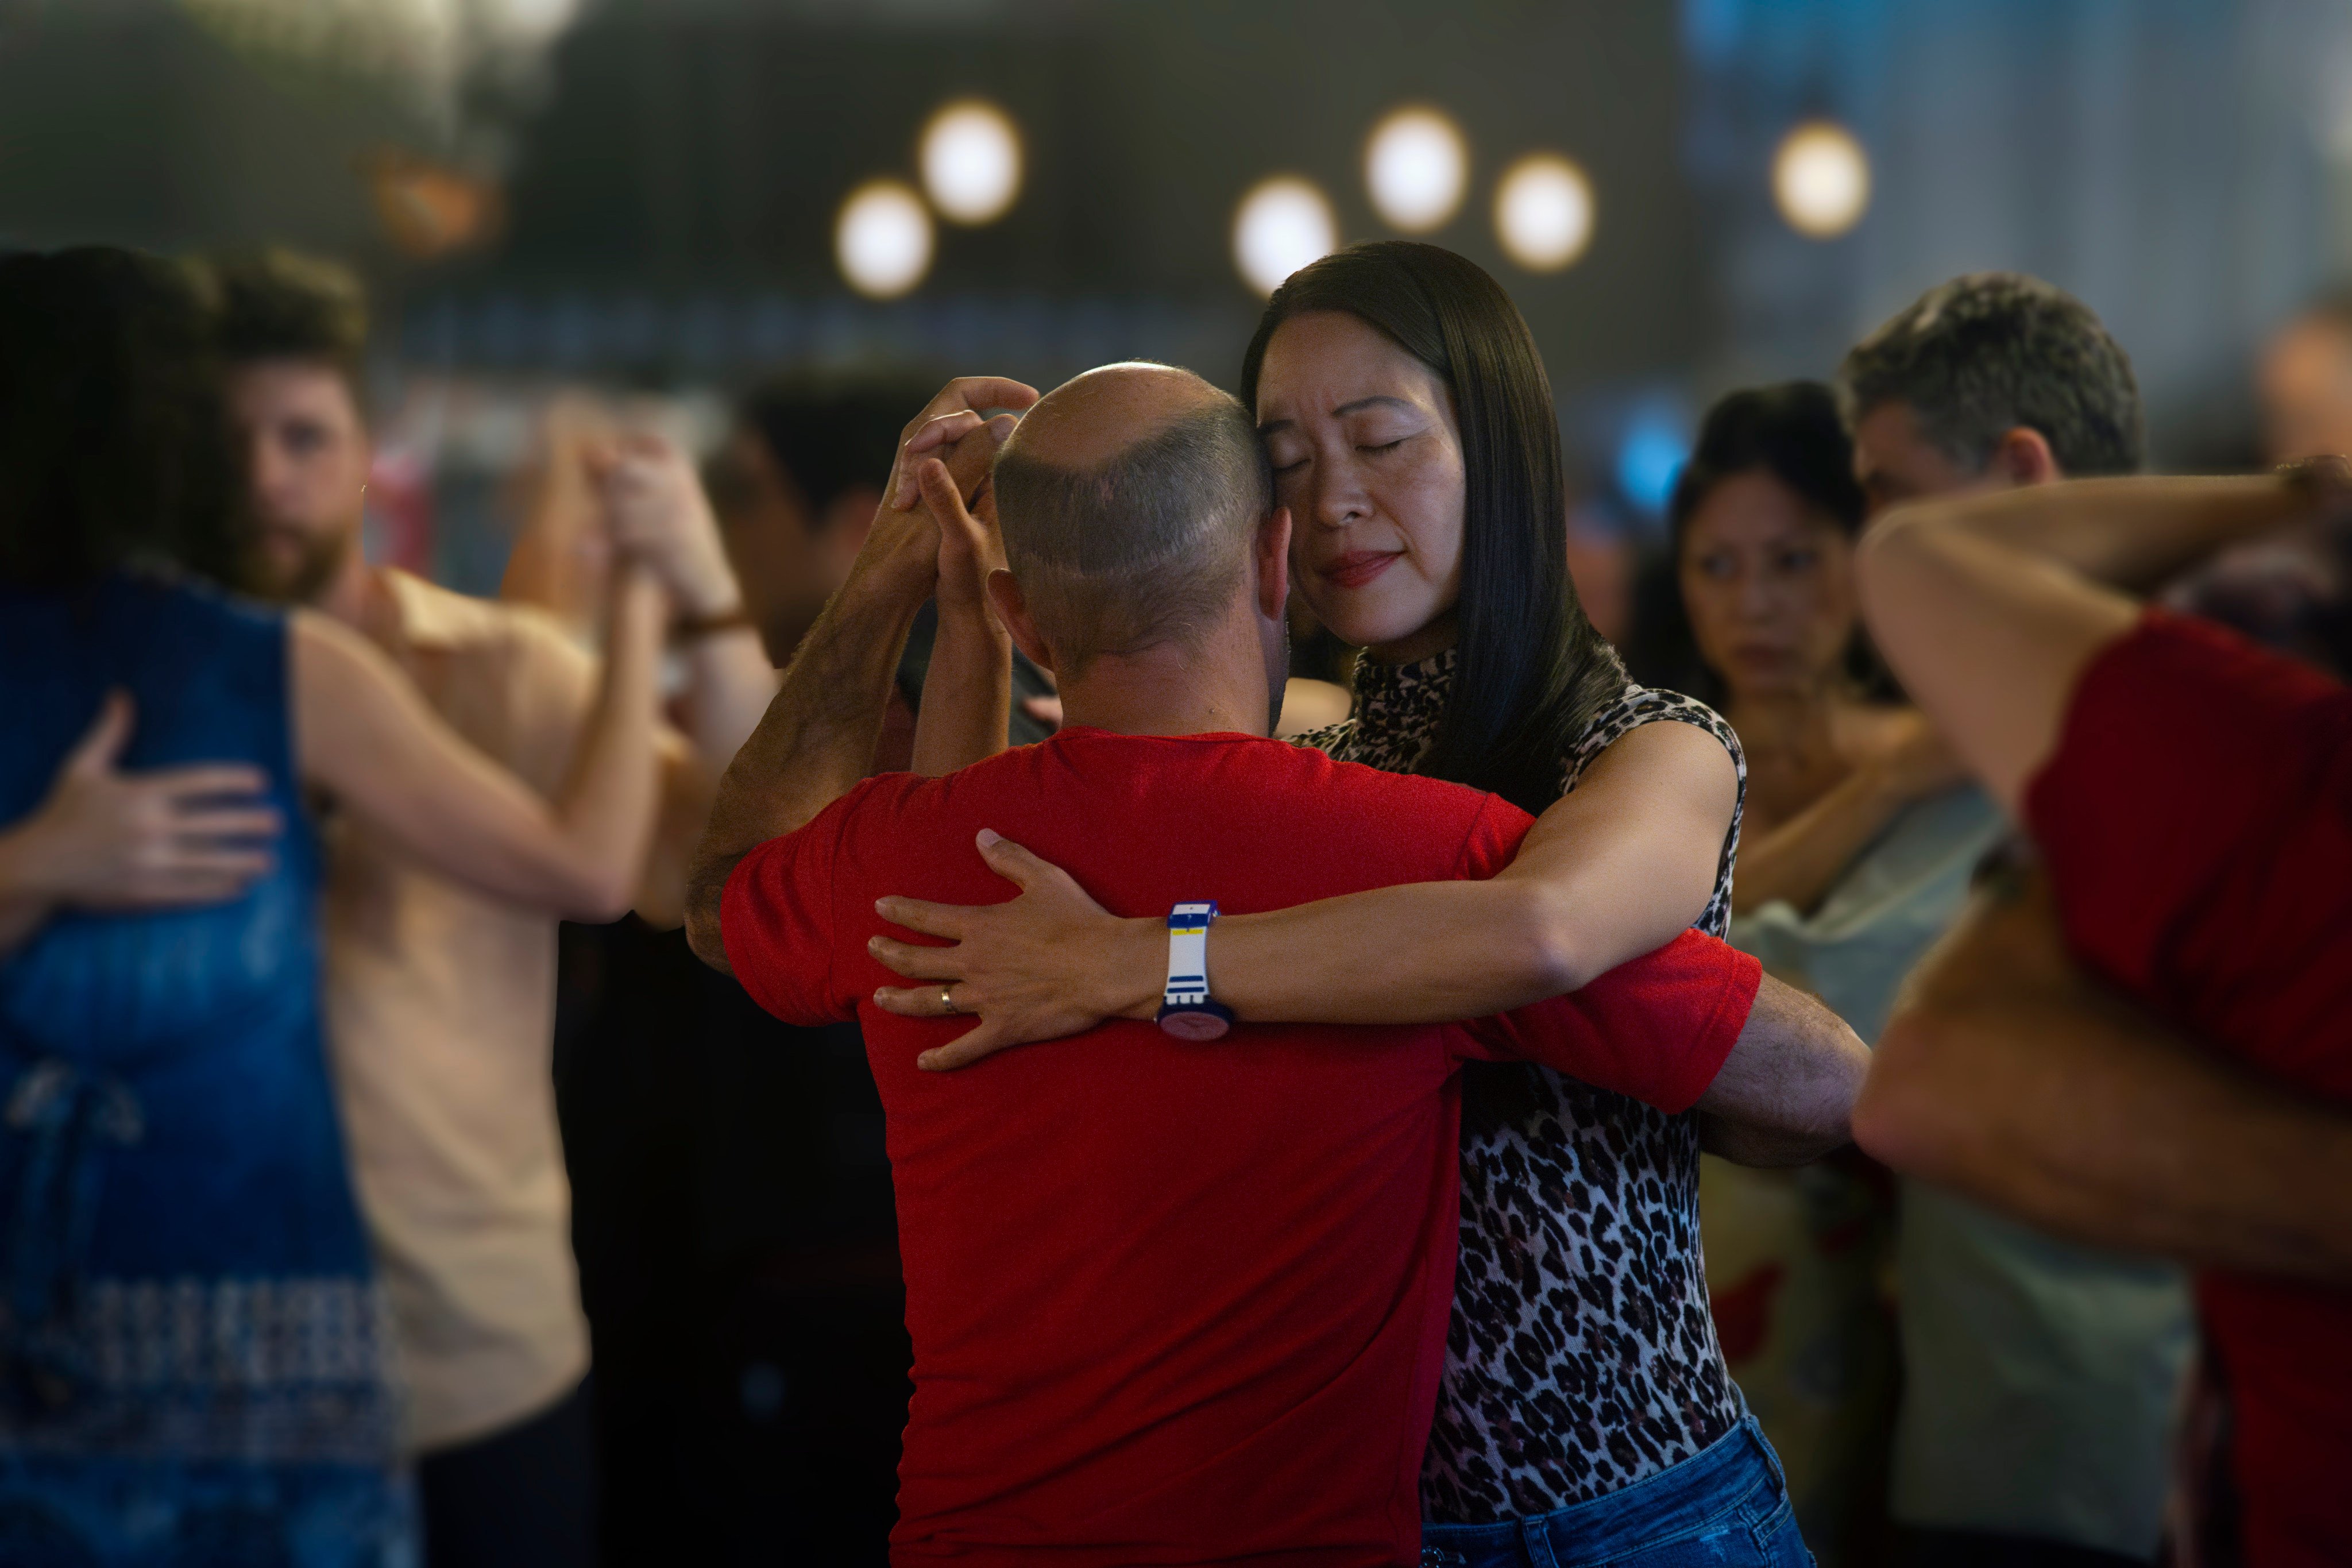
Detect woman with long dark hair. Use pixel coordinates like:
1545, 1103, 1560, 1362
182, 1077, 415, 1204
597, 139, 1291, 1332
868, 242, 1812, 1564
0, 247, 670, 1564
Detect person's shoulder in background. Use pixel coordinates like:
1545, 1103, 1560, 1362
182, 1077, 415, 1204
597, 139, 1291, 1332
2027, 608, 2352, 1094
387, 567, 607, 790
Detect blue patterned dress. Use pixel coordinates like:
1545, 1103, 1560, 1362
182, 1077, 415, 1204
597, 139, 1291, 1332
0, 573, 412, 1566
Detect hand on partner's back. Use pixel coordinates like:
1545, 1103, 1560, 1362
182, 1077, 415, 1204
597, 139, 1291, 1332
867, 831, 1160, 1070
9, 692, 280, 910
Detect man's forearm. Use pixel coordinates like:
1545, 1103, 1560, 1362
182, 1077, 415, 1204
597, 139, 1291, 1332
1875, 474, 2304, 594
1694, 974, 1868, 1167
1854, 872, 2352, 1281
684, 563, 926, 969
1859, 986, 2352, 1283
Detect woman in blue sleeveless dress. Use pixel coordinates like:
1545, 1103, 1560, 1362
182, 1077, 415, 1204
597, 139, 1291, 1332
0, 249, 670, 1565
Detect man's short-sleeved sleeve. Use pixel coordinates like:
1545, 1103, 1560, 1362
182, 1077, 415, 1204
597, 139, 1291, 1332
2025, 609, 2352, 1096
1439, 791, 1760, 1112
1461, 933, 1760, 1113
721, 779, 894, 1027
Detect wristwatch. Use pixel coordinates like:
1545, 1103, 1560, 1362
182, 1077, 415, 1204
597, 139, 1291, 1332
1156, 902, 1235, 1041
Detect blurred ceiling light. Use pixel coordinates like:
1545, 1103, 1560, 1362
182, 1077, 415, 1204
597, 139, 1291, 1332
1494, 154, 1594, 271
1772, 121, 1871, 238
365, 147, 503, 260
836, 180, 934, 300
1233, 177, 1338, 297
1365, 106, 1467, 232
921, 99, 1024, 225
477, 0, 580, 46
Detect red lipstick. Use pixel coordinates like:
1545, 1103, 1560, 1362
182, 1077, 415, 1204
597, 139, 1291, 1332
1320, 550, 1402, 589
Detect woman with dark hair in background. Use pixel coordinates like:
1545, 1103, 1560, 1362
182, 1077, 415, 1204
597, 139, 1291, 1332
1670, 383, 1963, 920
0, 246, 670, 1564
1666, 381, 1961, 1565
868, 242, 1823, 1565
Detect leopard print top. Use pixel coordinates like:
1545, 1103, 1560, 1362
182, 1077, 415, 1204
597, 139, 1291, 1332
1294, 647, 1747, 1522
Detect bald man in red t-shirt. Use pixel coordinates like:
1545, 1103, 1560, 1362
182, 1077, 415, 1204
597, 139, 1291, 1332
1853, 467, 2352, 1567
683, 368, 1863, 1566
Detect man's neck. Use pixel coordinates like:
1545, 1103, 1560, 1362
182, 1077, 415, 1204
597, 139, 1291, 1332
1055, 640, 1270, 741
312, 550, 401, 653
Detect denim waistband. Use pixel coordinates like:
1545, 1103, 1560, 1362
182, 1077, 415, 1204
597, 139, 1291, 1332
1423, 1411, 1788, 1565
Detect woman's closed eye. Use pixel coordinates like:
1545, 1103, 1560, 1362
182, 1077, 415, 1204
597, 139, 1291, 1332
1263, 434, 1311, 475
1350, 421, 1428, 457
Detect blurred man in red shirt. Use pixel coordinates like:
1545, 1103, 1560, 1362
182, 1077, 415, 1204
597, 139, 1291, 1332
1854, 467, 2352, 1568
685, 365, 1864, 1565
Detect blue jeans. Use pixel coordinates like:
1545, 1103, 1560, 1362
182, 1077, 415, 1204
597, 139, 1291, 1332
1420, 1415, 1813, 1567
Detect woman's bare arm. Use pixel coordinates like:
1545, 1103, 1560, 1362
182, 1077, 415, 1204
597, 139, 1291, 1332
1857, 473, 2307, 814
868, 716, 1738, 1067
909, 415, 1019, 777
1732, 711, 1963, 916
294, 565, 667, 921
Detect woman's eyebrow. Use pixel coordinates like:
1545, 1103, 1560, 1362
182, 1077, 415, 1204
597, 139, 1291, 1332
1257, 395, 1419, 437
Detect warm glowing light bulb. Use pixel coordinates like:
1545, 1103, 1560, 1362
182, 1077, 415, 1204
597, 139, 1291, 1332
1365, 106, 1467, 232
1233, 176, 1338, 297
836, 180, 933, 299
1493, 154, 1593, 271
920, 99, 1023, 225
480, 0, 580, 44
1772, 121, 1870, 238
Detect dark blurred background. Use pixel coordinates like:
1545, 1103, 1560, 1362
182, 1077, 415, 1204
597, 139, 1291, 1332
11, 0, 2346, 598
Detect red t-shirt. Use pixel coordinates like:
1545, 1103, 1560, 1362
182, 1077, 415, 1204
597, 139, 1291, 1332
722, 727, 1759, 1566
2027, 610, 2352, 1568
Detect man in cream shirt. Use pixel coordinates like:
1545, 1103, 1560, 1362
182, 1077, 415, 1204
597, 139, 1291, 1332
213, 251, 774, 1566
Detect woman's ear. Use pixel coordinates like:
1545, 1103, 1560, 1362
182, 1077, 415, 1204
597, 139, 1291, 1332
986, 568, 1055, 674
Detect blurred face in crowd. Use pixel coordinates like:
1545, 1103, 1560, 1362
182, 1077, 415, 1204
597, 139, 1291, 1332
1256, 310, 1467, 663
1678, 468, 1859, 702
2257, 313, 2352, 466
226, 358, 369, 604
1847, 400, 1995, 519
707, 426, 878, 665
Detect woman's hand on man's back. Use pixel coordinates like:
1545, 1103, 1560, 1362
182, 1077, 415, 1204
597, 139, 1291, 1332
0, 690, 279, 916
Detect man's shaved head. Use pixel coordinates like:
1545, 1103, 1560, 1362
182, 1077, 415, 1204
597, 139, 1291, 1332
992, 362, 1272, 674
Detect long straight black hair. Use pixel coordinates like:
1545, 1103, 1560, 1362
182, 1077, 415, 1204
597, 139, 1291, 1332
1241, 241, 1627, 814
0, 247, 242, 592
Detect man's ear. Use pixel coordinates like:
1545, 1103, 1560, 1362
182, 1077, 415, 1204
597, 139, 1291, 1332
1991, 426, 2063, 488
1253, 506, 1293, 621
985, 568, 1055, 674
